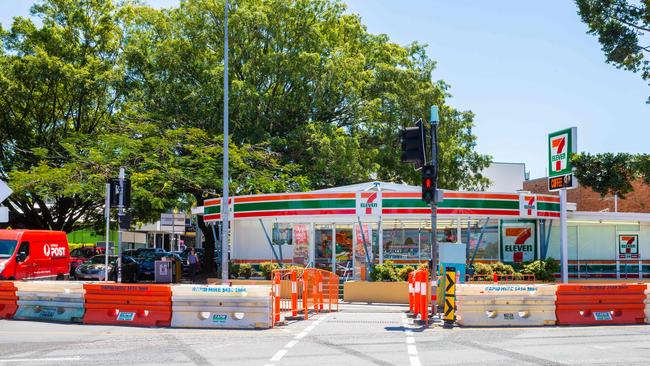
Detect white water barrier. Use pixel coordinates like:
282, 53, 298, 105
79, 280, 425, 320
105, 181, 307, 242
171, 285, 272, 329
456, 284, 557, 326
643, 285, 650, 324
14, 281, 85, 323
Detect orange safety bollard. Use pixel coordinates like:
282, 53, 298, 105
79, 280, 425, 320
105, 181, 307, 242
0, 281, 18, 319
273, 272, 281, 323
83, 283, 172, 327
408, 272, 414, 313
420, 270, 429, 325
290, 270, 298, 317
414, 270, 421, 317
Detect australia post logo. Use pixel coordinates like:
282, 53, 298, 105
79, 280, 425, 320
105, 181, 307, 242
519, 194, 537, 218
550, 134, 568, 173
357, 192, 381, 216
43, 244, 66, 257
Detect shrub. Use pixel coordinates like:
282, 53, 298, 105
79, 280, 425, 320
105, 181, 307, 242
239, 263, 253, 279
472, 262, 493, 276
397, 266, 415, 282
522, 257, 559, 282
259, 261, 281, 280
490, 262, 515, 275
370, 261, 398, 281
228, 262, 240, 279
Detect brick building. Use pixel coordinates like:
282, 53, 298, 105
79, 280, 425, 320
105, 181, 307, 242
524, 178, 650, 213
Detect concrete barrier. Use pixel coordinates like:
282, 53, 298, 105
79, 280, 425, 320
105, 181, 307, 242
456, 284, 557, 326
14, 281, 85, 323
171, 285, 272, 329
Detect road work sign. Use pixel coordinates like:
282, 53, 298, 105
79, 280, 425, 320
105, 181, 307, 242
443, 266, 456, 328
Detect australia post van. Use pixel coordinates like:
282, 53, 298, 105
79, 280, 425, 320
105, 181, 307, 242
0, 230, 70, 280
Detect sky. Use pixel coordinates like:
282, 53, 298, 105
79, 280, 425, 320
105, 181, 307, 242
1, 0, 648, 179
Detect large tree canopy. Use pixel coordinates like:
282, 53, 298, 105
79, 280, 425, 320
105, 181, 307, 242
576, 0, 650, 103
573, 152, 650, 198
1, 0, 490, 250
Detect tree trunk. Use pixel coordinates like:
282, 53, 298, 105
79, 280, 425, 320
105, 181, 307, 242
193, 191, 217, 277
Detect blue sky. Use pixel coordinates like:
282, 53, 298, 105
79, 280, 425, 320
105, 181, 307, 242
2, 0, 648, 179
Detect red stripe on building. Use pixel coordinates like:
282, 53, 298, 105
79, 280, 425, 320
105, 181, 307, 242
235, 193, 356, 203
234, 209, 357, 218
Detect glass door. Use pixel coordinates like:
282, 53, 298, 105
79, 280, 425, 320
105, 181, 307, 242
315, 225, 333, 272
334, 225, 353, 278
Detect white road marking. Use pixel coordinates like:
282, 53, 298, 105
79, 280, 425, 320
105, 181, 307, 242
409, 356, 422, 366
407, 345, 418, 355
267, 313, 329, 365
406, 337, 415, 344
0, 357, 82, 363
270, 350, 288, 362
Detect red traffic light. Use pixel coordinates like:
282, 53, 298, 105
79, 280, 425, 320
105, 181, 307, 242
424, 177, 432, 189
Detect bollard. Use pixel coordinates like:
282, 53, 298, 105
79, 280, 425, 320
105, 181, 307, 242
408, 272, 414, 313
420, 270, 429, 325
291, 270, 298, 317
273, 272, 281, 323
443, 266, 456, 329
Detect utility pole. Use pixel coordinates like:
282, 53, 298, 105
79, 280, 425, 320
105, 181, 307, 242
429, 106, 439, 283
104, 183, 110, 281
221, 0, 230, 282
117, 167, 125, 283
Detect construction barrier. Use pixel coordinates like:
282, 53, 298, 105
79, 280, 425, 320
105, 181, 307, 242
0, 281, 18, 319
408, 269, 430, 325
456, 284, 557, 326
443, 267, 457, 328
171, 285, 272, 329
14, 281, 85, 323
556, 284, 646, 325
645, 285, 650, 324
83, 283, 172, 327
271, 268, 339, 325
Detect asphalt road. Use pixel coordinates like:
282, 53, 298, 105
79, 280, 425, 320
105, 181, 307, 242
1, 303, 650, 365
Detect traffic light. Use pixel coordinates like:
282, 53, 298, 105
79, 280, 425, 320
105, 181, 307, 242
400, 119, 426, 168
422, 164, 436, 203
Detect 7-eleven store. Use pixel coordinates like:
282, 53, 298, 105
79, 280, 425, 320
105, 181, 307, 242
200, 182, 650, 280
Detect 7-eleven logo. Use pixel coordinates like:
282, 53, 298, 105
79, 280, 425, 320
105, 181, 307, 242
357, 192, 381, 216
519, 194, 537, 217
550, 134, 568, 172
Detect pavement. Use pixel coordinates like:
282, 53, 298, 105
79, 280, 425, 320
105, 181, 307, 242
1, 303, 650, 365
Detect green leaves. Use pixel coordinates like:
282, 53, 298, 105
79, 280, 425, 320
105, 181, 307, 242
572, 152, 650, 198
576, 0, 650, 103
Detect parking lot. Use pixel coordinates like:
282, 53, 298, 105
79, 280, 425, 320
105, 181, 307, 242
1, 303, 650, 366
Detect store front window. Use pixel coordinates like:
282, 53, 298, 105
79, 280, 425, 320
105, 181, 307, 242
315, 225, 333, 272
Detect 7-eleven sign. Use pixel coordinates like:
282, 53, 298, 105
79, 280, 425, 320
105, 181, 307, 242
618, 234, 639, 259
548, 127, 576, 178
519, 194, 538, 218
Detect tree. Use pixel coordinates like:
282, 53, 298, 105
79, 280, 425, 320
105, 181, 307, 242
572, 152, 650, 198
576, 0, 650, 103
0, 0, 127, 231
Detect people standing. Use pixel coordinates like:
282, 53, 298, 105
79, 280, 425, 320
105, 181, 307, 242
188, 247, 199, 283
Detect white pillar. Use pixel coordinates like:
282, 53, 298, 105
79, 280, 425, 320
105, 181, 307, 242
560, 189, 569, 283
378, 219, 383, 264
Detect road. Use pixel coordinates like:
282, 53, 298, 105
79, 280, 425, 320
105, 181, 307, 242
1, 303, 650, 365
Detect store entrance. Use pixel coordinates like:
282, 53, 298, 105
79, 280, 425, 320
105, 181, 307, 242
334, 226, 353, 279
315, 225, 333, 272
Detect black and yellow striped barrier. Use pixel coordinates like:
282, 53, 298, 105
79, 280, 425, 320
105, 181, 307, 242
443, 266, 456, 329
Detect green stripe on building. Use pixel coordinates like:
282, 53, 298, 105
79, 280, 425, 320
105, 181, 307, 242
383, 198, 518, 210
204, 205, 221, 214
538, 202, 560, 212
235, 199, 355, 213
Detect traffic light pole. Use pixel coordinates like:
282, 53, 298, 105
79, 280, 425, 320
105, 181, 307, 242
430, 106, 439, 302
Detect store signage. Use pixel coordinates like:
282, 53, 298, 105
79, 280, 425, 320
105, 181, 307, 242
618, 234, 639, 259
357, 191, 382, 216
547, 127, 577, 191
501, 221, 536, 263
293, 224, 309, 265
518, 194, 538, 218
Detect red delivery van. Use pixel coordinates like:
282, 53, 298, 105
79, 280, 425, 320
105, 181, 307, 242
0, 230, 70, 280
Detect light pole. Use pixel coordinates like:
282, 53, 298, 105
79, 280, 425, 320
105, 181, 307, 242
221, 0, 230, 282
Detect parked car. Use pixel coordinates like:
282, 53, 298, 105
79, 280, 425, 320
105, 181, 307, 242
75, 255, 139, 282
69, 246, 105, 278
135, 252, 181, 280
0, 230, 70, 280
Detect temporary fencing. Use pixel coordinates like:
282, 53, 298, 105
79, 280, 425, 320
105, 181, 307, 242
171, 284, 272, 329
408, 269, 431, 325
456, 284, 557, 326
0, 281, 17, 319
14, 281, 84, 323
83, 283, 172, 327
556, 284, 646, 325
271, 268, 339, 325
